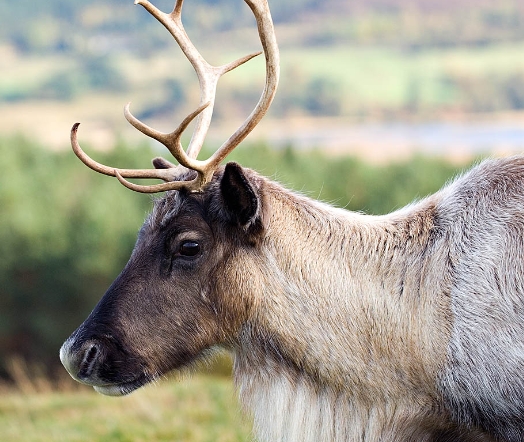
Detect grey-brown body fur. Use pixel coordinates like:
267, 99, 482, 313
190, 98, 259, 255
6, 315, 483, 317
61, 157, 524, 441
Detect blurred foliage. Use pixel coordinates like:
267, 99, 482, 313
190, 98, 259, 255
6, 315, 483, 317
225, 143, 465, 214
3, 0, 524, 53
441, 71, 524, 112
0, 136, 152, 379
0, 135, 469, 379
37, 57, 126, 102
2, 0, 524, 119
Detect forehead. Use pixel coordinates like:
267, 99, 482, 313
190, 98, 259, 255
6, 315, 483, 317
145, 190, 208, 233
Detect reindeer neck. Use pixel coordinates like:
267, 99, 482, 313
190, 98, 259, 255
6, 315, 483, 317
233, 183, 453, 441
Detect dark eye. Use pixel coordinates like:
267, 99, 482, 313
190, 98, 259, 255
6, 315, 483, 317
179, 241, 200, 257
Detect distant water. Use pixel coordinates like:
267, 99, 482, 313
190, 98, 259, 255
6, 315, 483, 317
265, 119, 524, 159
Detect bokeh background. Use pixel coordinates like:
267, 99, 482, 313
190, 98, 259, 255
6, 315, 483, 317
1, 0, 524, 440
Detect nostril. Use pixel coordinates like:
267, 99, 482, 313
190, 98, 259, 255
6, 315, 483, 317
78, 343, 100, 380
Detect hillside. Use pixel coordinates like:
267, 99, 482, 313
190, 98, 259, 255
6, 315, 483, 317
3, 0, 524, 53
1, 0, 524, 154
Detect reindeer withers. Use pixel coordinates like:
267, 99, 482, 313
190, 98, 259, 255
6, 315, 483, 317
61, 1, 524, 441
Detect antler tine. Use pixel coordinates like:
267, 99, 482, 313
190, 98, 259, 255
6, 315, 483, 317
202, 0, 280, 172
135, 0, 262, 163
71, 123, 175, 182
71, 0, 279, 194
115, 169, 190, 193
124, 101, 211, 172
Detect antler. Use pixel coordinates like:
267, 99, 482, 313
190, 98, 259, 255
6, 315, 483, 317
71, 0, 280, 193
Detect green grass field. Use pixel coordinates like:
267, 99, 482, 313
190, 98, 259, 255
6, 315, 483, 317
7, 39, 524, 102
0, 375, 251, 442
2, 38, 524, 148
276, 41, 524, 108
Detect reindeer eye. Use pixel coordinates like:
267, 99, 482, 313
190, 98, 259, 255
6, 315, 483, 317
179, 241, 200, 257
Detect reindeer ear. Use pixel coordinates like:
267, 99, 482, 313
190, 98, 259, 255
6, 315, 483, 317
220, 162, 259, 226
152, 157, 176, 169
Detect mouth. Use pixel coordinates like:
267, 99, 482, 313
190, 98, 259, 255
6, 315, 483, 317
91, 373, 152, 397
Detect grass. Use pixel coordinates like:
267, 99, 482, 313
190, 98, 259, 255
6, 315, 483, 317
5, 39, 524, 103
0, 374, 252, 442
276, 41, 524, 108
1, 32, 524, 150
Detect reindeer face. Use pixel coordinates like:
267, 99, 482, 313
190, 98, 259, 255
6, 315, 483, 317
61, 0, 277, 396
60, 164, 264, 395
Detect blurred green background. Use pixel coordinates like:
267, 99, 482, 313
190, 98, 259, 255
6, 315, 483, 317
0, 0, 523, 440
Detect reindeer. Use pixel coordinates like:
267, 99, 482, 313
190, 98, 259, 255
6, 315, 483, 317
60, 0, 524, 440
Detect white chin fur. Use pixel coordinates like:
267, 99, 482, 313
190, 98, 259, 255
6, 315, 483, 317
93, 385, 126, 397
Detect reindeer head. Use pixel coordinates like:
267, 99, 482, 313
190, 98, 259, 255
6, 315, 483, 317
60, 0, 279, 395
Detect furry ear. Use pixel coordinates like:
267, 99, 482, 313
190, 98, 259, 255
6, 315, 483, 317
220, 162, 260, 226
152, 157, 176, 169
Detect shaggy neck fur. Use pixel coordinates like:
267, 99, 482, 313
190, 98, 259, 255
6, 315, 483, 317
231, 180, 456, 441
